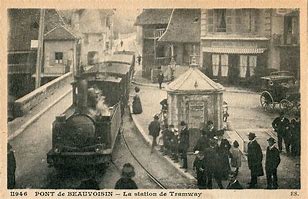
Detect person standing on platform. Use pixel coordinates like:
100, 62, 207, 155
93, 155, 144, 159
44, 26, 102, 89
265, 137, 281, 189
132, 86, 142, 114
148, 115, 161, 153
230, 140, 242, 176
247, 132, 264, 188
215, 130, 231, 180
290, 116, 300, 156
157, 71, 164, 89
202, 121, 216, 139
272, 112, 290, 153
178, 121, 189, 172
193, 150, 207, 189
169, 125, 179, 162
7, 143, 16, 189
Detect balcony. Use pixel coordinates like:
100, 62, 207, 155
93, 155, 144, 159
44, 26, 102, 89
8, 63, 33, 75
273, 33, 299, 46
143, 28, 166, 39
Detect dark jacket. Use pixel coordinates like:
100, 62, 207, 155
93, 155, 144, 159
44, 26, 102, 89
193, 135, 210, 152
157, 73, 164, 83
265, 146, 280, 171
178, 127, 189, 151
201, 126, 217, 139
78, 179, 100, 190
115, 178, 138, 189
193, 157, 206, 176
247, 140, 264, 176
272, 117, 290, 137
226, 180, 243, 189
148, 120, 161, 137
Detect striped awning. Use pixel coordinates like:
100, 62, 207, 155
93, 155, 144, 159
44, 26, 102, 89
202, 47, 267, 54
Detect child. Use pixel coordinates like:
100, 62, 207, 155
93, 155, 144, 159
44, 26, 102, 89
230, 140, 242, 176
223, 101, 229, 122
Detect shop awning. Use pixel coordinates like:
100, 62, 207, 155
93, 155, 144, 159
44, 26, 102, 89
202, 47, 267, 54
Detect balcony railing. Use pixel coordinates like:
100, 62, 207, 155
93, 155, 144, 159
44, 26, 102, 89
143, 28, 166, 39
8, 63, 33, 74
273, 33, 299, 46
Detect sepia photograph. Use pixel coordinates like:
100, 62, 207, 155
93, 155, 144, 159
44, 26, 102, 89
4, 1, 306, 196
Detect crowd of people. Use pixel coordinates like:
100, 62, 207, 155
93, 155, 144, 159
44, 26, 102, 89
147, 104, 301, 189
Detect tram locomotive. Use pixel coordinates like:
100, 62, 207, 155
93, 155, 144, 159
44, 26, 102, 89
47, 54, 134, 168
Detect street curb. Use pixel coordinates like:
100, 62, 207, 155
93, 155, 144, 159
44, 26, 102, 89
129, 107, 196, 182
8, 88, 72, 141
132, 80, 257, 94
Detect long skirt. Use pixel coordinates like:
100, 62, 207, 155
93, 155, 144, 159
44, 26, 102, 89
132, 96, 142, 114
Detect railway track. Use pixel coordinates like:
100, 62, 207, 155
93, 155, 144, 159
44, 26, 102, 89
119, 128, 167, 189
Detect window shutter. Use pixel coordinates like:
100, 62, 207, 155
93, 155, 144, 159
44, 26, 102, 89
207, 10, 214, 33
50, 52, 55, 66
235, 9, 242, 33
63, 52, 68, 65
226, 10, 232, 33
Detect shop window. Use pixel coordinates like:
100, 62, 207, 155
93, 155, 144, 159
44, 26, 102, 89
240, 55, 257, 78
212, 54, 229, 77
55, 52, 63, 64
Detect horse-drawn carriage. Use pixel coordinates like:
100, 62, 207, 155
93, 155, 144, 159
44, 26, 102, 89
260, 71, 300, 113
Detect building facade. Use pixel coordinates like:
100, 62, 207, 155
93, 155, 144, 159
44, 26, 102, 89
71, 9, 114, 66
43, 25, 80, 78
200, 8, 300, 82
8, 9, 66, 98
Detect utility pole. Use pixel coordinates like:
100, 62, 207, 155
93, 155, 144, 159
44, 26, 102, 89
35, 9, 45, 88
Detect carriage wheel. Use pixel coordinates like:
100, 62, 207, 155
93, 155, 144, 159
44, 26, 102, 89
279, 99, 293, 111
260, 91, 274, 111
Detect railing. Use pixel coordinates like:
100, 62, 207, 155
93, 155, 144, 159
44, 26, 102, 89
273, 33, 299, 46
8, 63, 33, 74
143, 28, 166, 39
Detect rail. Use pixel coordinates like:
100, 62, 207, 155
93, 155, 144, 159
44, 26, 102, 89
120, 128, 167, 189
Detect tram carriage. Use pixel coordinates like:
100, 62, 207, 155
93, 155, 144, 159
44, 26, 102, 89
47, 54, 134, 169
260, 71, 300, 113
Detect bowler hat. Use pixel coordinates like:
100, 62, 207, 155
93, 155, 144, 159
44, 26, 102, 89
154, 115, 159, 120
267, 137, 276, 143
180, 121, 186, 126
248, 132, 256, 139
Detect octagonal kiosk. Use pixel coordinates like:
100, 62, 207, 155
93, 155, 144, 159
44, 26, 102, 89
166, 66, 224, 151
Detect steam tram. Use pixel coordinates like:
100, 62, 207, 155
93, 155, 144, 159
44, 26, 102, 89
47, 52, 135, 169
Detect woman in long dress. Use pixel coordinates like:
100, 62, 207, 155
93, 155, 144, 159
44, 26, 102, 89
132, 86, 142, 114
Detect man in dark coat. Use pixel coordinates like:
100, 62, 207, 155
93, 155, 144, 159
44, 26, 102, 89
265, 137, 281, 189
204, 139, 224, 189
193, 150, 207, 189
157, 71, 164, 89
290, 117, 300, 156
7, 143, 16, 189
148, 115, 161, 153
247, 132, 264, 188
215, 130, 231, 180
201, 121, 216, 139
193, 134, 210, 153
178, 121, 189, 171
169, 125, 179, 162
272, 113, 290, 153
226, 171, 243, 189
161, 124, 172, 155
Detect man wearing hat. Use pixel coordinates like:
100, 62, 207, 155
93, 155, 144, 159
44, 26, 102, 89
247, 132, 264, 188
272, 112, 290, 153
265, 137, 281, 189
193, 150, 207, 189
178, 121, 189, 171
148, 115, 161, 153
